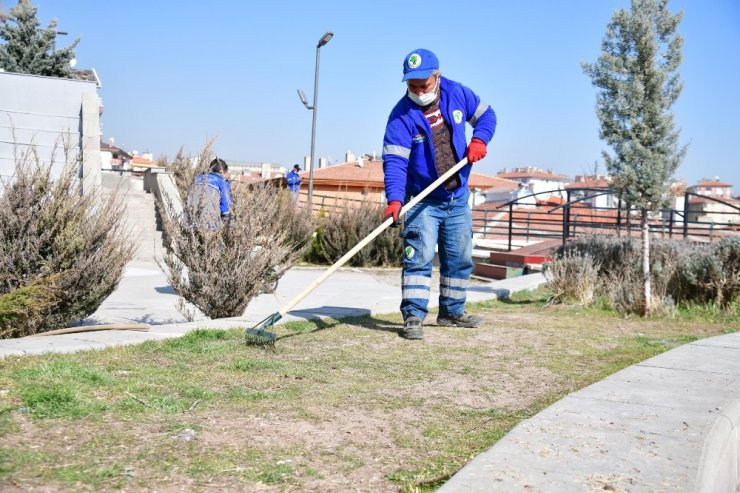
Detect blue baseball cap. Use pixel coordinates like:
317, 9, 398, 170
402, 49, 439, 82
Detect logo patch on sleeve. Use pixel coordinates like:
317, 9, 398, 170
405, 246, 415, 259
452, 110, 463, 124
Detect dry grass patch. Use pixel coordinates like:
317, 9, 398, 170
0, 291, 737, 492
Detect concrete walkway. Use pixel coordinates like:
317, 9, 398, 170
0, 265, 546, 358
440, 332, 740, 493
0, 177, 547, 358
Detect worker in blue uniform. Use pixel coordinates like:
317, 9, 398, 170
382, 48, 497, 340
189, 158, 233, 228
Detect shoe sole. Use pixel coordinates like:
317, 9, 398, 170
436, 318, 481, 328
400, 328, 424, 340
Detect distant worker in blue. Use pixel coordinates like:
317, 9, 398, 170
286, 164, 302, 202
188, 157, 233, 227
381, 48, 497, 340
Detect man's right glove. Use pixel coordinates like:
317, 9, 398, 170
383, 201, 402, 224
466, 137, 487, 163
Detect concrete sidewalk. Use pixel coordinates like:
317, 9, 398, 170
440, 331, 740, 493
0, 178, 547, 358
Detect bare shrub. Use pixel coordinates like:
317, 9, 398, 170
0, 146, 133, 337
316, 200, 403, 267
674, 237, 740, 307
545, 252, 600, 305
601, 266, 646, 316
168, 143, 214, 199
554, 235, 736, 314
601, 238, 682, 316
275, 191, 315, 257
648, 239, 683, 307
710, 237, 740, 306
557, 234, 640, 276
157, 150, 312, 319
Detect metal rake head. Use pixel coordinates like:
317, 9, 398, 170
244, 313, 282, 348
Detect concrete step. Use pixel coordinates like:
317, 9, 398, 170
119, 188, 160, 263
474, 262, 525, 280
489, 251, 550, 268
485, 239, 559, 269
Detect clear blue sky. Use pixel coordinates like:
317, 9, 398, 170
24, 0, 740, 188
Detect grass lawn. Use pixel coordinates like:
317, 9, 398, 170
0, 289, 737, 492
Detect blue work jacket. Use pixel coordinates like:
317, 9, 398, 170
382, 76, 496, 204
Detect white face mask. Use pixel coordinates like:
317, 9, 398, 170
407, 78, 439, 106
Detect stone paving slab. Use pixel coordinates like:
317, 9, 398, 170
440, 335, 740, 492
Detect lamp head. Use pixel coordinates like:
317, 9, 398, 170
318, 32, 333, 48
297, 89, 309, 108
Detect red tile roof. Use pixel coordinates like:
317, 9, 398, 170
469, 174, 518, 190
307, 159, 516, 190
497, 168, 570, 181
688, 196, 740, 205
536, 195, 565, 206
566, 177, 610, 189
308, 159, 384, 187
695, 179, 732, 188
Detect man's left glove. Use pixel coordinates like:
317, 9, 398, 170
466, 138, 487, 163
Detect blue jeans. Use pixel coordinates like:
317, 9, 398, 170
400, 191, 473, 321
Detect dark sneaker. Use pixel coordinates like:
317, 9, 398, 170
400, 316, 424, 340
436, 312, 482, 328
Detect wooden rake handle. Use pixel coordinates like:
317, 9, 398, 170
278, 157, 470, 317
32, 323, 151, 336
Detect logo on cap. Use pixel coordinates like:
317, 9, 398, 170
407, 53, 422, 69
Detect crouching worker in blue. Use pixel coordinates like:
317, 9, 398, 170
188, 158, 233, 228
382, 48, 496, 340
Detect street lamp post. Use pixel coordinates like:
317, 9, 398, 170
297, 31, 333, 208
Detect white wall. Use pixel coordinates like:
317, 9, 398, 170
0, 71, 101, 191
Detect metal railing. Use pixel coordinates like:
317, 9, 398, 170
287, 186, 739, 250
473, 188, 740, 251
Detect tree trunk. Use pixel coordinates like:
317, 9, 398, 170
641, 208, 651, 316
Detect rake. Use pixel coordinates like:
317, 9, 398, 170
245, 157, 470, 347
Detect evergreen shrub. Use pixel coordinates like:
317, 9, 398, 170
0, 147, 133, 337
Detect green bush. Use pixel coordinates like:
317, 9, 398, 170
0, 147, 133, 337
0, 276, 59, 338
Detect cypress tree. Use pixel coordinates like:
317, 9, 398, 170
0, 0, 79, 77
582, 0, 687, 315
